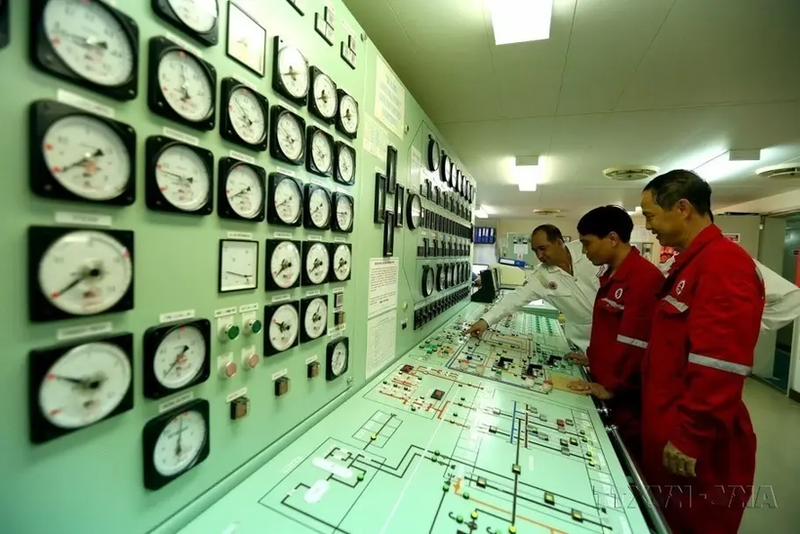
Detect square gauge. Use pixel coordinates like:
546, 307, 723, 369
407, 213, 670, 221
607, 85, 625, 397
218, 239, 259, 292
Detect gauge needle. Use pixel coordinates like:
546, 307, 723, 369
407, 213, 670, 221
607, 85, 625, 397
164, 345, 190, 377
53, 266, 102, 297
311, 259, 323, 271
226, 270, 252, 278
175, 418, 185, 457
276, 321, 291, 332
59, 148, 104, 174
52, 374, 103, 389
160, 169, 194, 183
230, 187, 251, 198
276, 197, 293, 208
234, 100, 253, 126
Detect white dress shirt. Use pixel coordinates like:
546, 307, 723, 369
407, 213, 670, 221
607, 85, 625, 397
481, 240, 601, 352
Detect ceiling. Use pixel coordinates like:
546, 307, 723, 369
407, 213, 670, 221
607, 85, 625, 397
342, 0, 800, 218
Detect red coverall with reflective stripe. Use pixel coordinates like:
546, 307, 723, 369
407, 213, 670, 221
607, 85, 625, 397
641, 225, 764, 534
587, 247, 663, 460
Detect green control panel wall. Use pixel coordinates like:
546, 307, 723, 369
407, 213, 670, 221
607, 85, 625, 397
0, 1, 476, 533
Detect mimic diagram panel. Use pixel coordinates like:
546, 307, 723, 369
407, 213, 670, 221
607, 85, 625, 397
178, 305, 650, 534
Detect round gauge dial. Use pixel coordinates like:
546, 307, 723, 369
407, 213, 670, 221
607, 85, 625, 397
448, 264, 456, 286
157, 50, 214, 122
272, 177, 302, 224
276, 112, 304, 161
153, 324, 207, 390
312, 71, 337, 119
276, 46, 309, 99
38, 230, 133, 316
270, 241, 301, 289
443, 156, 452, 183
335, 194, 354, 232
331, 244, 351, 281
338, 94, 359, 135
310, 130, 333, 174
225, 164, 264, 219
406, 194, 422, 229
153, 408, 208, 477
155, 144, 211, 211
38, 341, 131, 429
336, 145, 355, 184
330, 341, 348, 377
304, 242, 330, 285
303, 297, 328, 340
268, 304, 299, 352
43, 115, 131, 201
454, 169, 461, 192
308, 188, 331, 229
227, 87, 267, 145
167, 0, 218, 33
427, 138, 440, 172
422, 266, 434, 297
43, 0, 135, 87
437, 265, 446, 291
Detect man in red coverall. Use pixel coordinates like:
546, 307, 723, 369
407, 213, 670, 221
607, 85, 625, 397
565, 205, 664, 460
640, 170, 764, 534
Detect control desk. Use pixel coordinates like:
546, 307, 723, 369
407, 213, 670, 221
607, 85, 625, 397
177, 303, 651, 534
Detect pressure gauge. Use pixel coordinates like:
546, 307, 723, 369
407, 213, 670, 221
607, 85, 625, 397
270, 106, 306, 165
29, 227, 134, 322
264, 302, 300, 356
332, 193, 354, 233
302, 242, 330, 286
326, 338, 349, 381
427, 137, 440, 172
34, 0, 139, 101
218, 159, 265, 221
334, 142, 356, 185
272, 38, 309, 104
265, 240, 301, 290
330, 243, 352, 282
440, 154, 451, 184
306, 127, 334, 176
220, 79, 268, 151
421, 265, 434, 297
157, 0, 219, 44
218, 239, 259, 292
146, 138, 213, 215
29, 334, 134, 444
143, 319, 211, 398
301, 295, 328, 342
304, 184, 331, 230
336, 90, 359, 138
148, 37, 217, 131
267, 173, 303, 226
406, 193, 422, 230
436, 264, 446, 291
309, 66, 337, 122
448, 264, 456, 286
143, 399, 210, 490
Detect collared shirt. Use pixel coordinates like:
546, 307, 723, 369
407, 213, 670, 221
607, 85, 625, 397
481, 240, 601, 351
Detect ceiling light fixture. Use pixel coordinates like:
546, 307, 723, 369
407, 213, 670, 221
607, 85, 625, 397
515, 155, 542, 192
693, 149, 761, 182
475, 207, 489, 219
488, 0, 553, 45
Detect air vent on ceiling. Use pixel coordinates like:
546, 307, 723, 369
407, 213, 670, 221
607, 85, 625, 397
756, 163, 800, 179
603, 166, 660, 181
533, 209, 562, 215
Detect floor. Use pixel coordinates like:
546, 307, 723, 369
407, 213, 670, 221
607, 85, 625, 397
738, 379, 800, 533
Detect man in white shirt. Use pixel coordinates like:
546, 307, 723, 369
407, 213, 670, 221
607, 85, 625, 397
463, 224, 601, 352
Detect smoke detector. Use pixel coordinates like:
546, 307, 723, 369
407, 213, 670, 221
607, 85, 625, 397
756, 163, 800, 179
532, 209, 562, 216
603, 166, 659, 181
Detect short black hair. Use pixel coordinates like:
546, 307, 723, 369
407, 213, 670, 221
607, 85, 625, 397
531, 224, 563, 243
643, 169, 712, 216
577, 205, 633, 242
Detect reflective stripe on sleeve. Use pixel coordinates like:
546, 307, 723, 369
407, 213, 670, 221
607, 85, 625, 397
663, 295, 688, 312
617, 335, 648, 349
601, 298, 625, 310
688, 353, 752, 376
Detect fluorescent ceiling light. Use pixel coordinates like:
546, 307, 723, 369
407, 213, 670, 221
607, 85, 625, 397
481, 205, 496, 215
489, 0, 553, 45
627, 206, 643, 216
515, 155, 542, 191
693, 149, 761, 182
475, 208, 489, 219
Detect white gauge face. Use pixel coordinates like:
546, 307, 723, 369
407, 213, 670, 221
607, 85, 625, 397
270, 241, 301, 289
168, 0, 218, 33
337, 146, 355, 184
273, 177, 302, 224
153, 409, 208, 477
445, 158, 452, 180
276, 112, 304, 161
277, 46, 309, 98
38, 230, 133, 316
228, 87, 267, 145
305, 243, 330, 285
308, 188, 331, 228
225, 164, 264, 219
336, 195, 353, 231
39, 341, 131, 429
153, 325, 207, 389
332, 245, 351, 281
438, 267, 446, 289
331, 342, 348, 376
304, 297, 328, 340
43, 115, 131, 201
409, 195, 422, 227
268, 304, 299, 352
155, 144, 211, 211
312, 72, 337, 119
43, 0, 135, 87
220, 240, 258, 291
157, 50, 214, 122
339, 95, 359, 134
423, 268, 434, 295
310, 131, 333, 174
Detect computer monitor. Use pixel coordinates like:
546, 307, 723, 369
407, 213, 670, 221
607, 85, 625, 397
471, 268, 498, 303
472, 263, 488, 277
491, 268, 500, 290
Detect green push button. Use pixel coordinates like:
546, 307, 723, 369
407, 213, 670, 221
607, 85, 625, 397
463, 492, 470, 499
442, 483, 450, 492
456, 515, 463, 523
249, 319, 263, 334
357, 473, 364, 481
434, 450, 440, 456
226, 324, 240, 341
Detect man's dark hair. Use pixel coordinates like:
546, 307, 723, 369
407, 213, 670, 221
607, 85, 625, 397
577, 205, 633, 243
531, 224, 563, 243
643, 169, 712, 216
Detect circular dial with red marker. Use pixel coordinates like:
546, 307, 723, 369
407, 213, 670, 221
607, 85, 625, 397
153, 408, 208, 477
269, 241, 301, 289
268, 303, 299, 352
227, 87, 267, 146
38, 341, 132, 429
157, 49, 215, 122
224, 163, 264, 219
154, 144, 211, 211
152, 324, 208, 390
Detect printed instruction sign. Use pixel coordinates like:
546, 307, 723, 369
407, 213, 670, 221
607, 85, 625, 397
367, 257, 399, 318
365, 311, 397, 380
363, 114, 390, 162
374, 55, 406, 139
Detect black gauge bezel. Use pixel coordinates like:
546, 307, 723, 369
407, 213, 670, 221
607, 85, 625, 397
263, 301, 301, 356
335, 88, 359, 139
145, 136, 214, 215
406, 193, 422, 230
374, 173, 387, 224
303, 183, 332, 230
300, 294, 329, 343
0, 0, 8, 49
301, 241, 330, 286
308, 66, 338, 124
152, 0, 219, 46
219, 78, 269, 151
427, 136, 440, 172
270, 105, 306, 165
328, 243, 352, 282
306, 126, 334, 177
383, 212, 395, 257
421, 265, 434, 297
439, 153, 449, 183
264, 239, 302, 291
333, 141, 356, 185
267, 172, 304, 226
272, 36, 309, 106
142, 319, 211, 399
218, 239, 259, 292
436, 264, 445, 291
395, 184, 405, 228
326, 337, 350, 381
331, 193, 354, 233
217, 158, 266, 221
386, 145, 398, 194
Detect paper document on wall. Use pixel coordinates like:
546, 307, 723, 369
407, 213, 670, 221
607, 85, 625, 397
374, 56, 406, 139
363, 115, 389, 162
367, 258, 399, 318
410, 146, 422, 190
366, 311, 397, 380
